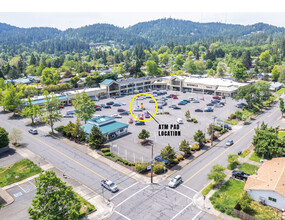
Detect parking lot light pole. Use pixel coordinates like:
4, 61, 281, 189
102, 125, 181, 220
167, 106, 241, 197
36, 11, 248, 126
150, 144, 153, 184
211, 116, 217, 148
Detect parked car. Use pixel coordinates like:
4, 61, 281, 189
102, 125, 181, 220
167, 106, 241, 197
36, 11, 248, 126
149, 99, 155, 103
168, 175, 183, 188
138, 114, 144, 120
168, 104, 176, 108
173, 106, 181, 110
133, 107, 142, 112
135, 120, 145, 125
182, 99, 189, 103
195, 108, 203, 112
112, 103, 121, 107
128, 118, 133, 124
111, 114, 122, 118
237, 103, 247, 108
158, 105, 163, 109
117, 108, 126, 112
223, 124, 232, 130
206, 103, 214, 106
173, 96, 178, 99
204, 107, 214, 112
260, 159, 268, 163
222, 95, 226, 99
226, 139, 234, 146
28, 128, 38, 135
178, 101, 187, 105
154, 155, 168, 165
192, 100, 200, 103
232, 171, 250, 181
238, 151, 242, 155
145, 112, 150, 118
66, 110, 75, 115
211, 100, 220, 104
103, 105, 111, 109
64, 114, 74, 118
101, 179, 119, 193
166, 95, 172, 98
212, 96, 221, 100
215, 104, 223, 108
177, 118, 183, 124
119, 111, 129, 115
106, 101, 114, 105
58, 104, 64, 109
118, 102, 126, 106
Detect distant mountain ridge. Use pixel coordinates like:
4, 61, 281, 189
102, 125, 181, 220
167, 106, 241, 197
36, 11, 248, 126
0, 18, 284, 52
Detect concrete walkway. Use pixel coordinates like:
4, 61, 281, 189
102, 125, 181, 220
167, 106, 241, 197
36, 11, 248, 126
1, 146, 113, 220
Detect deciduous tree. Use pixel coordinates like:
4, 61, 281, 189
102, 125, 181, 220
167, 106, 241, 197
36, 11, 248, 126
88, 125, 106, 149
207, 164, 226, 184
21, 96, 43, 124
72, 92, 95, 124
160, 144, 176, 162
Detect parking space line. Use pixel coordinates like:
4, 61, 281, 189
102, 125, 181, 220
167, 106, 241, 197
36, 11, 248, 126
114, 210, 132, 220
158, 183, 193, 201
110, 182, 138, 200
170, 202, 193, 220
18, 184, 27, 193
181, 184, 198, 193
115, 185, 150, 208
192, 210, 202, 220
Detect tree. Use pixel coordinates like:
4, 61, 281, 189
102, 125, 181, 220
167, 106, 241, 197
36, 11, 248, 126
207, 164, 226, 184
70, 75, 79, 87
42, 91, 62, 134
207, 123, 214, 137
88, 125, 106, 149
159, 52, 169, 65
41, 67, 60, 85
278, 65, 285, 83
271, 65, 280, 82
193, 130, 205, 147
194, 60, 206, 74
0, 127, 9, 148
185, 110, 191, 122
179, 139, 190, 155
30, 54, 37, 65
160, 144, 176, 162
227, 154, 239, 170
175, 54, 184, 68
28, 170, 81, 220
138, 129, 150, 143
71, 118, 86, 143
1, 85, 23, 114
184, 60, 197, 74
9, 128, 23, 144
233, 62, 248, 81
206, 59, 213, 69
145, 60, 162, 76
280, 99, 285, 117
241, 50, 252, 69
239, 193, 253, 212
21, 96, 43, 125
72, 92, 95, 124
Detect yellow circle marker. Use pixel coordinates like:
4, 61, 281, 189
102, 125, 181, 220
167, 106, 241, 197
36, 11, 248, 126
129, 93, 158, 122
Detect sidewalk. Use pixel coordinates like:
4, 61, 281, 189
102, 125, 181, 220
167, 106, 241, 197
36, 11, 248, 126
1, 146, 113, 220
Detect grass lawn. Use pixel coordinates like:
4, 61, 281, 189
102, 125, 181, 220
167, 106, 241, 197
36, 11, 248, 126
210, 179, 245, 216
249, 153, 261, 163
202, 182, 215, 196
276, 88, 285, 96
238, 163, 259, 175
278, 131, 285, 139
76, 193, 96, 218
0, 159, 42, 187
225, 119, 238, 125
245, 200, 280, 220
240, 150, 250, 158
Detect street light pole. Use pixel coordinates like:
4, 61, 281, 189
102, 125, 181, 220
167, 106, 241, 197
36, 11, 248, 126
151, 143, 154, 184
211, 116, 216, 148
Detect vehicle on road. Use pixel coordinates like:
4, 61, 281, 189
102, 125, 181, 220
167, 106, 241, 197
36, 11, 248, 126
226, 139, 234, 146
28, 129, 38, 135
135, 120, 145, 125
195, 108, 203, 112
206, 103, 214, 106
177, 118, 183, 124
204, 107, 214, 112
154, 155, 168, 165
145, 112, 150, 118
111, 114, 122, 118
64, 114, 74, 118
117, 108, 126, 112
128, 118, 133, 124
173, 106, 181, 110
232, 171, 250, 181
104, 105, 111, 109
168, 175, 183, 188
101, 179, 119, 193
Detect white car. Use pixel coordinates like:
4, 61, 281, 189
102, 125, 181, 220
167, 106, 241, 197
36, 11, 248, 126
133, 107, 142, 112
64, 114, 74, 118
111, 114, 122, 118
168, 175, 183, 188
176, 118, 183, 124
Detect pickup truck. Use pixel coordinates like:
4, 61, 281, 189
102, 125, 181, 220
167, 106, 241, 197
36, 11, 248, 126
101, 179, 119, 193
232, 171, 250, 181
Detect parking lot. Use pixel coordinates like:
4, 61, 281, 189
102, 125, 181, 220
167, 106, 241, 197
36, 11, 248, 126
49, 90, 240, 163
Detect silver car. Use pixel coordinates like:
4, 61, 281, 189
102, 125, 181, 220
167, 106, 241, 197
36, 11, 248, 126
168, 175, 182, 188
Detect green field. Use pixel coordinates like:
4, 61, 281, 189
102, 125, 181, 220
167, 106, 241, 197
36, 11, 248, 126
210, 179, 245, 216
249, 153, 261, 163
76, 193, 96, 218
239, 150, 250, 158
0, 159, 42, 187
238, 163, 259, 175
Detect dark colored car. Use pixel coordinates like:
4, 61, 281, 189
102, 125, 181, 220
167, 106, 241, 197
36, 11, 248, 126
103, 105, 111, 109
119, 111, 129, 115
182, 99, 190, 103
173, 106, 181, 110
232, 171, 250, 181
112, 103, 121, 107
238, 151, 242, 155
106, 101, 114, 106
204, 107, 214, 112
117, 108, 126, 112
154, 155, 168, 165
192, 100, 200, 103
149, 100, 155, 103
158, 105, 163, 109
135, 120, 145, 125
224, 124, 232, 130
95, 107, 102, 111
222, 95, 226, 99
206, 103, 214, 106
211, 100, 220, 104
195, 109, 203, 112
166, 95, 172, 98
178, 101, 187, 105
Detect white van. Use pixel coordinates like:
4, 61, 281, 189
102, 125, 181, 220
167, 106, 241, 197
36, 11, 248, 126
177, 118, 183, 124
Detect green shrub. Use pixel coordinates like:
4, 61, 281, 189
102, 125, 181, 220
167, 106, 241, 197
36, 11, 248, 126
225, 119, 238, 125
192, 118, 198, 123
191, 144, 200, 151
220, 129, 226, 134
172, 158, 179, 164
214, 125, 222, 131
55, 125, 65, 133
135, 163, 147, 173
0, 127, 9, 148
101, 148, 110, 153
228, 113, 236, 119
104, 152, 111, 156
176, 154, 184, 161
153, 162, 165, 174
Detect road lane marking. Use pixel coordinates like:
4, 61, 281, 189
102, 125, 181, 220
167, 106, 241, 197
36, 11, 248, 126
181, 184, 198, 193
158, 183, 193, 201
110, 182, 139, 200
192, 210, 202, 220
183, 127, 254, 184
170, 202, 193, 220
115, 185, 150, 208
267, 108, 279, 118
114, 210, 132, 220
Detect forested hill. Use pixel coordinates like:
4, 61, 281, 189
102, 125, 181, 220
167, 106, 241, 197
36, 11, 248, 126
0, 18, 285, 53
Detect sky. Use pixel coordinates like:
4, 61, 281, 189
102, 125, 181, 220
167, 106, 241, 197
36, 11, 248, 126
0, 0, 285, 30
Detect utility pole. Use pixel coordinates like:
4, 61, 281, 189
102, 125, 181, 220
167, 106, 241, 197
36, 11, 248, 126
211, 116, 216, 148
151, 143, 154, 184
